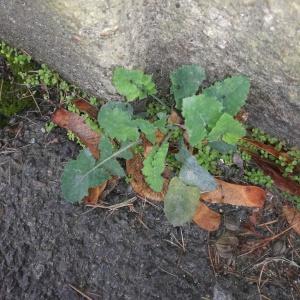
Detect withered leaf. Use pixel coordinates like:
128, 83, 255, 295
201, 179, 265, 208
52, 108, 100, 159
126, 153, 168, 201
193, 202, 221, 231
282, 205, 300, 235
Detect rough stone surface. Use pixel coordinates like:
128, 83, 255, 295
0, 0, 299, 145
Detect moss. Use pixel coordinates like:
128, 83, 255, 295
0, 41, 36, 127
0, 79, 34, 127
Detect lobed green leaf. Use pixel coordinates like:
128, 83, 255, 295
134, 119, 157, 144
98, 102, 139, 142
117, 141, 134, 160
208, 113, 246, 145
112, 67, 157, 101
153, 112, 168, 134
170, 64, 206, 109
164, 177, 201, 226
142, 143, 169, 192
182, 95, 223, 146
61, 149, 110, 203
203, 76, 250, 116
98, 136, 125, 177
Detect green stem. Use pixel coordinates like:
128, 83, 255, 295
151, 94, 171, 111
80, 140, 138, 181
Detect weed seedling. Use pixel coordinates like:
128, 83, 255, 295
60, 64, 252, 226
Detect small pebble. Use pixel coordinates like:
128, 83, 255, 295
213, 283, 233, 300
272, 240, 286, 256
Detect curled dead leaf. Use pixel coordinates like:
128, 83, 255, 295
84, 182, 107, 205
168, 110, 183, 125
251, 153, 300, 196
243, 138, 291, 162
201, 179, 265, 208
52, 108, 100, 159
101, 177, 119, 199
282, 205, 300, 235
126, 153, 168, 201
193, 202, 221, 231
73, 99, 98, 120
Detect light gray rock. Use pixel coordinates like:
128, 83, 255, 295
0, 0, 299, 145
213, 283, 234, 300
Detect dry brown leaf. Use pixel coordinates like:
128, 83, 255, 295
193, 202, 221, 231
201, 179, 265, 208
155, 130, 165, 144
143, 138, 154, 157
101, 177, 119, 199
84, 182, 107, 205
52, 108, 106, 203
250, 153, 300, 196
52, 108, 100, 159
73, 99, 98, 120
126, 153, 168, 201
243, 138, 291, 161
282, 205, 300, 235
168, 110, 183, 125
235, 108, 248, 123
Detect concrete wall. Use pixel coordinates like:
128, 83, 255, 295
0, 0, 299, 144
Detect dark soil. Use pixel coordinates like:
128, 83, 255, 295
0, 113, 299, 300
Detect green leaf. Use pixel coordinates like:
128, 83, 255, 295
164, 177, 201, 226
112, 67, 157, 101
208, 113, 246, 145
98, 135, 114, 159
182, 95, 223, 146
98, 136, 125, 177
105, 160, 125, 177
174, 140, 191, 163
100, 101, 134, 115
208, 141, 236, 154
134, 119, 157, 144
99, 102, 139, 142
203, 76, 250, 116
117, 141, 134, 160
142, 143, 169, 192
170, 65, 206, 109
153, 112, 168, 134
61, 149, 110, 203
176, 144, 217, 192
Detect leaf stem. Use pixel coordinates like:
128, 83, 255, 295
81, 140, 138, 181
151, 94, 171, 111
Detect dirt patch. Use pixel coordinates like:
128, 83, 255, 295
0, 113, 298, 299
